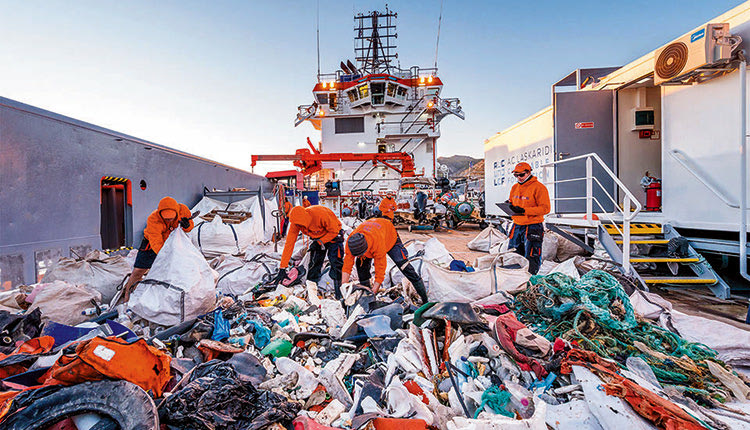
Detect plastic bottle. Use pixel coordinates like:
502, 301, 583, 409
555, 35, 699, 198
81, 304, 110, 316
503, 380, 535, 419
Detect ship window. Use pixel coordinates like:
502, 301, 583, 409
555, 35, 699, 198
387, 83, 397, 97
335, 117, 365, 134
329, 93, 337, 110
348, 89, 359, 102
316, 93, 328, 104
357, 84, 369, 99
371, 82, 385, 105
396, 87, 408, 99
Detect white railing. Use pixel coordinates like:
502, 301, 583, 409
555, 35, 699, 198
540, 153, 643, 274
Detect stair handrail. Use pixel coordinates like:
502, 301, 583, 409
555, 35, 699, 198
541, 152, 642, 274
541, 152, 642, 220
669, 149, 740, 208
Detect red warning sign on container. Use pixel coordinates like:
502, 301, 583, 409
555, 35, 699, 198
575, 122, 595, 129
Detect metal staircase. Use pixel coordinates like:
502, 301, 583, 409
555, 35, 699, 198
598, 222, 731, 299
540, 153, 730, 299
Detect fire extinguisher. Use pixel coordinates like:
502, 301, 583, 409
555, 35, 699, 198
645, 179, 661, 211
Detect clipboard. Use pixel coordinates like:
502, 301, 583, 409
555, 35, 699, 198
496, 202, 517, 217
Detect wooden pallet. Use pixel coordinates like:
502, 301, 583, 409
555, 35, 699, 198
200, 209, 252, 224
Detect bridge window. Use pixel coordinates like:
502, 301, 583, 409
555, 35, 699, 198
335, 117, 365, 134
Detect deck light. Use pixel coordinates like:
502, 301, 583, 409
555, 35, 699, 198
420, 76, 426, 84
428, 75, 433, 83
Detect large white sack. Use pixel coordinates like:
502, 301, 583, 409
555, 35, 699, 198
214, 254, 279, 296
629, 290, 750, 369
129, 229, 217, 326
467, 226, 508, 253
191, 196, 228, 216
541, 232, 560, 262
423, 256, 530, 302
474, 252, 528, 271
190, 215, 253, 258
262, 199, 279, 241
42, 250, 130, 303
26, 280, 101, 325
671, 311, 750, 369
489, 239, 510, 255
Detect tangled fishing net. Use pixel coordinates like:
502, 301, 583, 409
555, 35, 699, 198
514, 270, 732, 402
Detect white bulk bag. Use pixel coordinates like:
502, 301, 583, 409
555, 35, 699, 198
191, 215, 254, 258
26, 280, 102, 325
190, 196, 227, 217
129, 229, 217, 326
42, 250, 130, 303
215, 254, 279, 296
423, 254, 530, 302
467, 226, 508, 252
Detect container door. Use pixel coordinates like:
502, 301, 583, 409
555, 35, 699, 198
554, 90, 615, 213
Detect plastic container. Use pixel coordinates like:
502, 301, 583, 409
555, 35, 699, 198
261, 338, 293, 357
503, 380, 534, 419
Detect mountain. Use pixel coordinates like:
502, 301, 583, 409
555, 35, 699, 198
455, 159, 484, 179
437, 155, 482, 177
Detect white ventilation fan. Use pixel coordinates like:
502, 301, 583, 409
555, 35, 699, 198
653, 23, 733, 85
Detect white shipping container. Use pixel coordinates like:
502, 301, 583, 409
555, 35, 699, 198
484, 107, 555, 216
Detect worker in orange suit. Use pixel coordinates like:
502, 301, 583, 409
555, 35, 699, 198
123, 196, 194, 301
378, 192, 397, 220
282, 197, 293, 236
506, 162, 550, 275
341, 218, 428, 303
275, 206, 345, 298
302, 195, 312, 207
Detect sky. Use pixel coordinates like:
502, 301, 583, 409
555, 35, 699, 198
0, 0, 743, 173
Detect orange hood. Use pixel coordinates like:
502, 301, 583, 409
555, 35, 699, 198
157, 196, 180, 219
289, 206, 311, 227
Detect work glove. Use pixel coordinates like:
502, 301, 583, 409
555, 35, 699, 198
179, 217, 191, 229
273, 268, 287, 285
509, 204, 525, 214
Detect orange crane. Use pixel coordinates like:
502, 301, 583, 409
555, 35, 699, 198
251, 138, 418, 177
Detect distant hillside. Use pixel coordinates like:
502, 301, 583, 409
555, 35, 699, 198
455, 159, 484, 179
437, 155, 482, 176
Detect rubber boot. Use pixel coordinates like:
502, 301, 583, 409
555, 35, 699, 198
332, 279, 343, 300
412, 279, 429, 304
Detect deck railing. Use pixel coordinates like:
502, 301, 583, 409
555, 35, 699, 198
540, 153, 642, 274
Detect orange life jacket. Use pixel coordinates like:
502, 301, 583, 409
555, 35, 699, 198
44, 336, 172, 397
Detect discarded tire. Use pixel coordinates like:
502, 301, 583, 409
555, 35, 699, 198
2, 380, 158, 430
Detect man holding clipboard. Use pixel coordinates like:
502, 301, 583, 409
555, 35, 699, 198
501, 162, 550, 274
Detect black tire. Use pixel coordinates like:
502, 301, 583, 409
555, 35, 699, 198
3, 380, 158, 430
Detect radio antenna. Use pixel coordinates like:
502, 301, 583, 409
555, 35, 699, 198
434, 0, 444, 70
316, 0, 321, 79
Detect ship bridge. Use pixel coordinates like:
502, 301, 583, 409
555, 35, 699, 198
290, 9, 463, 195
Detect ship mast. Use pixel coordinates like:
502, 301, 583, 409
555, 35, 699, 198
354, 7, 397, 74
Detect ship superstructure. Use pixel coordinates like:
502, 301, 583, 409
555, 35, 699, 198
293, 7, 464, 195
